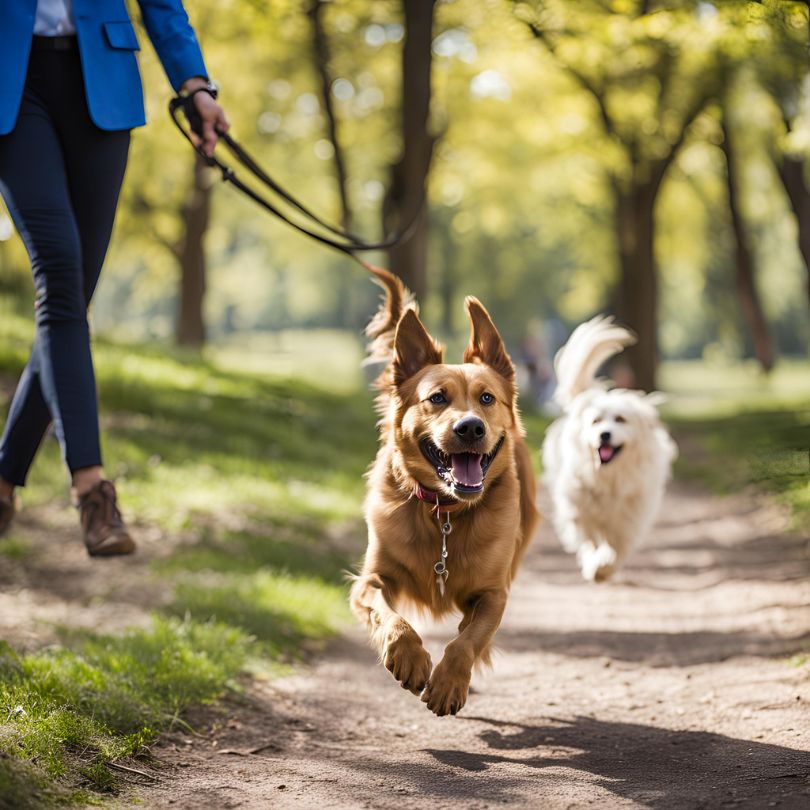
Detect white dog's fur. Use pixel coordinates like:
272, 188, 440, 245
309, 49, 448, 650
542, 317, 677, 582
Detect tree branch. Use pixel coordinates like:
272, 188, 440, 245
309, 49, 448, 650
518, 7, 616, 137
652, 84, 714, 191
130, 192, 181, 259
306, 0, 353, 230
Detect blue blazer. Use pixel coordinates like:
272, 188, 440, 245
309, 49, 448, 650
0, 0, 208, 135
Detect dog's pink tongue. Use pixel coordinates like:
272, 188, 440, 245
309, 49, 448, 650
451, 453, 484, 487
598, 445, 615, 463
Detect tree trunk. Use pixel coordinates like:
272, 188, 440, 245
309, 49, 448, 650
307, 0, 354, 329
176, 154, 211, 347
614, 180, 658, 391
307, 0, 352, 230
721, 117, 775, 372
383, 0, 437, 301
438, 218, 456, 337
776, 155, 810, 309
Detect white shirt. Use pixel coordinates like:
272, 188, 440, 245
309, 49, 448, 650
34, 0, 76, 36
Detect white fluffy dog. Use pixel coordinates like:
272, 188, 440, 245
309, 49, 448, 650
542, 317, 677, 582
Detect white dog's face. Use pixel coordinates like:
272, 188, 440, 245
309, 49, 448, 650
580, 391, 653, 467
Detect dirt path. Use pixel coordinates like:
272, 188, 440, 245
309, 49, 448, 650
109, 482, 808, 810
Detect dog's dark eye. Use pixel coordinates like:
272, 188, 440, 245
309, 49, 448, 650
480, 392, 495, 405
615, 415, 627, 423
429, 392, 447, 405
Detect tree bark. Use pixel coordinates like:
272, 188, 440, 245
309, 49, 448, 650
438, 217, 456, 337
613, 179, 659, 392
776, 155, 810, 309
307, 0, 352, 231
720, 116, 775, 372
383, 0, 437, 301
176, 154, 211, 347
306, 0, 355, 329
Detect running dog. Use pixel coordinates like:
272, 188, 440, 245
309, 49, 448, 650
350, 267, 539, 716
542, 316, 677, 582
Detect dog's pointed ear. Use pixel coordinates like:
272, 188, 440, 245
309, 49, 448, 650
463, 297, 515, 381
393, 309, 443, 385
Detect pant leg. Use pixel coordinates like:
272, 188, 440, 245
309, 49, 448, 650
0, 49, 128, 485
0, 347, 52, 486
0, 87, 84, 483
55, 59, 130, 306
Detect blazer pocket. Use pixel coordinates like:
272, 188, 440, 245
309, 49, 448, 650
103, 21, 141, 51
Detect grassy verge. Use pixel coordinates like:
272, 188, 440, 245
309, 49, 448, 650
0, 309, 375, 806
661, 361, 810, 527
0, 620, 249, 808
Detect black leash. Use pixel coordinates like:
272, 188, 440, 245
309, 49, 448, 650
168, 94, 419, 267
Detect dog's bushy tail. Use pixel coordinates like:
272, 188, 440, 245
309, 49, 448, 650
362, 264, 417, 387
553, 316, 636, 406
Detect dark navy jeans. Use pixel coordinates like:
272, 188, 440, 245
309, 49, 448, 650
0, 41, 130, 486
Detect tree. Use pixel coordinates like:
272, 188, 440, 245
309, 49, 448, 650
719, 102, 775, 371
755, 0, 810, 307
176, 155, 213, 346
384, 0, 439, 301
307, 0, 354, 232
514, 0, 721, 389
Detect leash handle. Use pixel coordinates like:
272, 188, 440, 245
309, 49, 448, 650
178, 85, 220, 139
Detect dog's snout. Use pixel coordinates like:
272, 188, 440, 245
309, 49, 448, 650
454, 415, 486, 442
600, 431, 612, 444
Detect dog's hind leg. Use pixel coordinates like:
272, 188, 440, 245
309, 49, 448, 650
421, 588, 508, 717
349, 573, 432, 695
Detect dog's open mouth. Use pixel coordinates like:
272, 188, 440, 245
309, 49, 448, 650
598, 443, 623, 465
420, 436, 504, 494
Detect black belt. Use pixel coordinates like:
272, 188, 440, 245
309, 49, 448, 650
31, 35, 77, 51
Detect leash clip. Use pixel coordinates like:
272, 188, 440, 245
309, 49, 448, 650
433, 496, 452, 596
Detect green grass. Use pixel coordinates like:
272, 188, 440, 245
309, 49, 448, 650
0, 307, 371, 805
661, 360, 810, 527
0, 619, 249, 807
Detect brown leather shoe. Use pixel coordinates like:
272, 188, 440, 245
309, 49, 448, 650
0, 495, 14, 537
77, 480, 136, 556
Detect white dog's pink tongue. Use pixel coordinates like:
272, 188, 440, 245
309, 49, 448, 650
451, 453, 484, 487
598, 445, 615, 463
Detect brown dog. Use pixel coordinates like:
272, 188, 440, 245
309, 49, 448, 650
350, 267, 539, 716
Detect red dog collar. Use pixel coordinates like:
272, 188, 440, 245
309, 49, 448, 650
412, 481, 466, 514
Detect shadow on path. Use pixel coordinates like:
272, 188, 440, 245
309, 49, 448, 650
493, 627, 810, 667
417, 715, 810, 809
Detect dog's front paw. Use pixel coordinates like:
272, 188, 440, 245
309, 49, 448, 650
578, 541, 617, 583
420, 658, 471, 717
383, 627, 432, 695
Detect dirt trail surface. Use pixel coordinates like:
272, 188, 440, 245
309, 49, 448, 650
2, 483, 809, 808
130, 483, 809, 810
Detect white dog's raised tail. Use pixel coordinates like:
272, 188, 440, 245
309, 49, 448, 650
553, 316, 636, 407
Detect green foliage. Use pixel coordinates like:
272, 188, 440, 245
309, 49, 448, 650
0, 618, 250, 806
1, 1, 809, 358
0, 753, 73, 810
663, 359, 810, 525
170, 571, 348, 658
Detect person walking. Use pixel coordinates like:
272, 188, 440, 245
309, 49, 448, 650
0, 0, 229, 555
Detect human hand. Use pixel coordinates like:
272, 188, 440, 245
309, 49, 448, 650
181, 78, 230, 157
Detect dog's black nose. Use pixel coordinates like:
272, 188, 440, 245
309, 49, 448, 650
454, 415, 486, 442
600, 431, 612, 444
